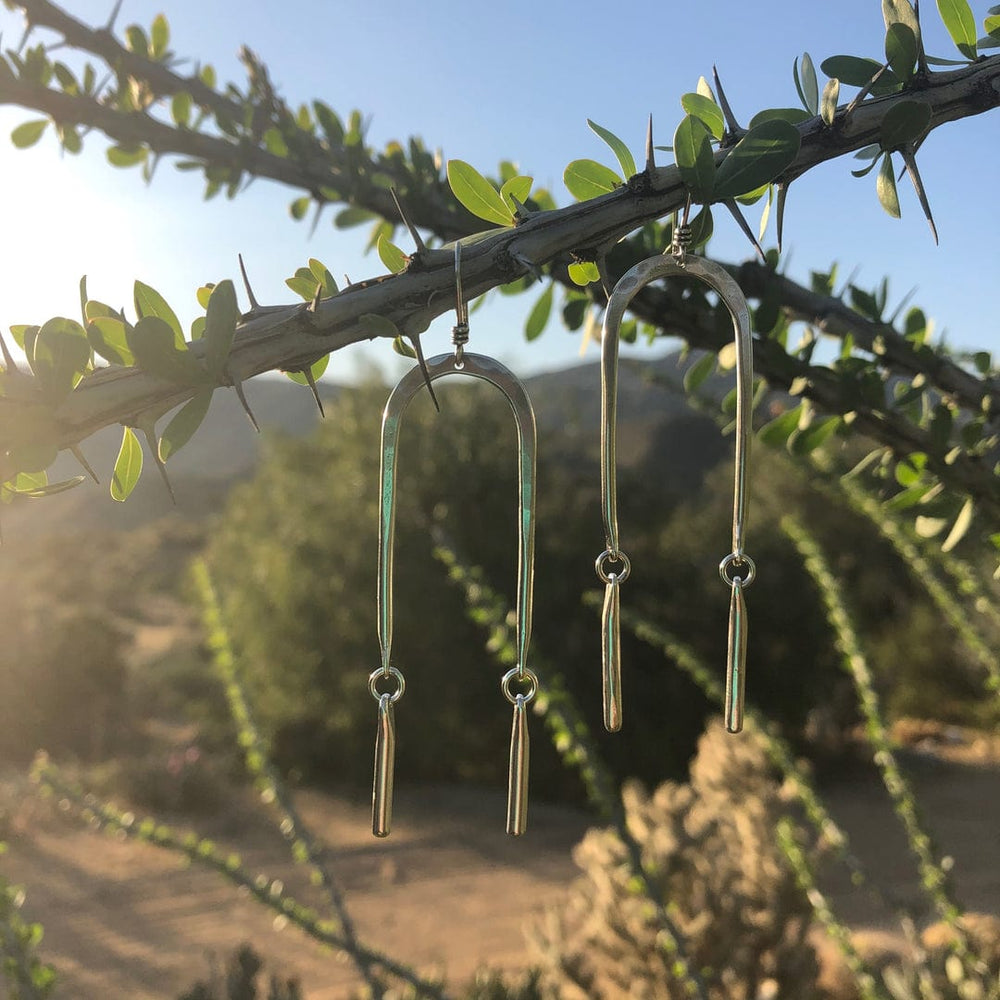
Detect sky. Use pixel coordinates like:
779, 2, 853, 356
0, 0, 998, 385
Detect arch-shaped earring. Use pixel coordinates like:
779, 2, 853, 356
596, 224, 756, 734
370, 243, 539, 837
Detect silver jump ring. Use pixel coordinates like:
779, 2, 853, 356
595, 548, 631, 585
719, 552, 756, 587
501, 666, 538, 706
369, 666, 406, 703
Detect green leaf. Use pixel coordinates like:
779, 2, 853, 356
127, 316, 205, 382
758, 405, 803, 447
683, 352, 717, 393
789, 415, 842, 454
196, 284, 215, 310
377, 234, 409, 274
987, 14, 1000, 36
446, 159, 514, 225
87, 315, 133, 365
308, 259, 337, 296
884, 0, 921, 34
31, 317, 90, 397
289, 196, 310, 220
392, 336, 415, 358
567, 261, 600, 286
111, 426, 143, 501
820, 55, 900, 91
171, 91, 191, 127
285, 276, 317, 301
563, 159, 622, 201
877, 154, 901, 217
673, 115, 715, 202
713, 120, 800, 200
286, 354, 329, 385
203, 279, 239, 376
885, 22, 919, 81
879, 99, 931, 149
150, 13, 169, 58
11, 119, 48, 149
159, 390, 213, 462
525, 285, 553, 341
680, 93, 724, 140
587, 119, 637, 178
334, 206, 376, 229
134, 280, 183, 347
499, 175, 533, 215
748, 108, 812, 129
936, 0, 978, 57
107, 144, 147, 167
688, 204, 714, 249
794, 53, 819, 114
821, 79, 840, 126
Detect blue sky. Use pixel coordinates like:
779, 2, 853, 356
0, 0, 997, 383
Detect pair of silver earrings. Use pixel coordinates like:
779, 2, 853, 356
370, 227, 756, 838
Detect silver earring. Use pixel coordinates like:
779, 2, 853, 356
371, 242, 540, 836
597, 221, 756, 734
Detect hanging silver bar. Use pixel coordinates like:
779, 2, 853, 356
602, 574, 622, 732
506, 693, 530, 836
372, 692, 396, 837
724, 578, 748, 734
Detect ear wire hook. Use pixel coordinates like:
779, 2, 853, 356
597, 224, 755, 734
452, 241, 470, 367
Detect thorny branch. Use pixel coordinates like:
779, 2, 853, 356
1, 1, 1000, 513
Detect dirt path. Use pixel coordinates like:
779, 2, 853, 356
4, 751, 999, 999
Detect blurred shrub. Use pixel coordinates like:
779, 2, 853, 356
532, 718, 824, 999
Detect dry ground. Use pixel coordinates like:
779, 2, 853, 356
3, 729, 999, 999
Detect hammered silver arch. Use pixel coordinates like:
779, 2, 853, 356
598, 253, 755, 734
378, 352, 537, 680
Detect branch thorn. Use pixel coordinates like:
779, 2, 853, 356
227, 368, 261, 432
104, 0, 124, 33
390, 188, 428, 256
901, 145, 938, 245
70, 445, 100, 484
644, 113, 655, 173
138, 420, 176, 505
238, 253, 262, 311
775, 182, 790, 254
411, 334, 439, 412
723, 199, 766, 262
713, 66, 743, 139
302, 365, 325, 418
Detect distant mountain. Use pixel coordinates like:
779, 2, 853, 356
3, 353, 735, 541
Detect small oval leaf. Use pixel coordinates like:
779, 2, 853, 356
680, 93, 724, 140
820, 55, 900, 91
134, 280, 183, 347
203, 279, 239, 376
587, 119, 637, 178
377, 234, 409, 274
885, 22, 919, 81
525, 285, 553, 341
876, 154, 901, 218
159, 390, 213, 462
11, 119, 48, 149
111, 426, 143, 501
673, 115, 715, 203
937, 0, 978, 57
821, 79, 841, 126
446, 159, 514, 226
499, 175, 533, 214
563, 159, 622, 201
713, 120, 801, 200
